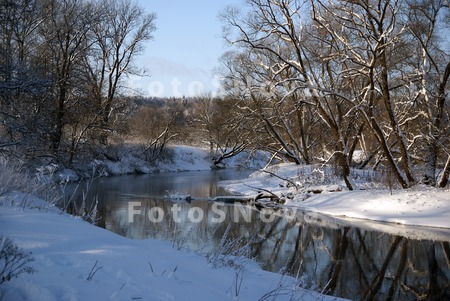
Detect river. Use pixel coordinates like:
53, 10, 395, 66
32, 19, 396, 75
69, 169, 450, 300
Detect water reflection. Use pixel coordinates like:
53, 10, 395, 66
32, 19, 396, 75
72, 171, 450, 300
106, 198, 450, 300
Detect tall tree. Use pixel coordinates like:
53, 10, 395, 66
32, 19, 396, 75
405, 0, 450, 186
85, 0, 156, 144
220, 0, 450, 189
0, 0, 52, 154
39, 0, 96, 157
220, 0, 363, 189
1, 0, 157, 163
310, 0, 420, 188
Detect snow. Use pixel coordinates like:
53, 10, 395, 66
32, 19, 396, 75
0, 195, 345, 301
221, 163, 450, 230
295, 187, 450, 229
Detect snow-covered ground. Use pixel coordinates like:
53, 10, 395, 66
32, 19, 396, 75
0, 195, 345, 301
221, 163, 450, 229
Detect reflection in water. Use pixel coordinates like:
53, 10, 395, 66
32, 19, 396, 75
72, 170, 450, 300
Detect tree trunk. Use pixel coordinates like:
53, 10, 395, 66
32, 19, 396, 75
52, 78, 67, 156
262, 114, 302, 164
369, 117, 409, 189
296, 105, 311, 164
437, 155, 450, 188
425, 61, 450, 186
379, 49, 415, 185
348, 124, 363, 167
363, 64, 410, 189
337, 142, 353, 190
423, 142, 438, 185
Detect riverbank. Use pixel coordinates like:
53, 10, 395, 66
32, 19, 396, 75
221, 163, 450, 229
52, 145, 269, 182
0, 194, 346, 301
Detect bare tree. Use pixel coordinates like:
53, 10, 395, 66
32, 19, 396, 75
311, 0, 449, 188
310, 0, 421, 188
405, 0, 450, 186
190, 94, 219, 151
209, 97, 251, 168
0, 0, 54, 157
1, 0, 157, 164
39, 0, 97, 157
220, 0, 362, 189
85, 0, 156, 144
190, 94, 251, 167
130, 101, 181, 163
220, 0, 449, 189
219, 48, 319, 165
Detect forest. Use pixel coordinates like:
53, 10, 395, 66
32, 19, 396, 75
1, 0, 449, 189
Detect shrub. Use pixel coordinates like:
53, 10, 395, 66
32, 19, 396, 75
0, 236, 36, 285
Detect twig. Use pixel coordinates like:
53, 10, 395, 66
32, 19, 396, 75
86, 260, 102, 281
233, 267, 244, 297
119, 281, 127, 291
148, 262, 154, 273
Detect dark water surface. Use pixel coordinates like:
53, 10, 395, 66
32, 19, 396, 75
71, 169, 450, 300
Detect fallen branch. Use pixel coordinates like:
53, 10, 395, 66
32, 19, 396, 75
262, 169, 298, 191
243, 183, 279, 200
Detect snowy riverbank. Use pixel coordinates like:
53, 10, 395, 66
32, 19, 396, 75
54, 145, 269, 182
221, 163, 450, 230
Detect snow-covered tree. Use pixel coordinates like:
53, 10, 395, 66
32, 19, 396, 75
404, 0, 450, 186
220, 0, 365, 189
219, 0, 450, 189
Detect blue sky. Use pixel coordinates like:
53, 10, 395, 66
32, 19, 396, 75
128, 0, 242, 98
